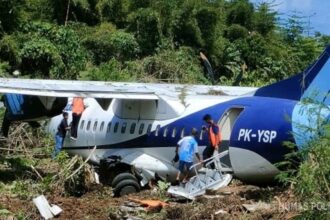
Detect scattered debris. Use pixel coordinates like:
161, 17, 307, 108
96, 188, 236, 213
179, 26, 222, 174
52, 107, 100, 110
33, 195, 62, 219
128, 198, 168, 211
120, 205, 144, 213
242, 201, 271, 212
214, 209, 228, 215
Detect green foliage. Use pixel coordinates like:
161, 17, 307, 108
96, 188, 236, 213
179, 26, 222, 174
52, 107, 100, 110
225, 24, 249, 41
0, 61, 10, 76
0, 0, 25, 33
80, 58, 133, 81
0, 22, 86, 79
128, 8, 161, 54
156, 180, 170, 201
0, 0, 329, 85
253, 2, 277, 36
226, 0, 254, 29
170, 4, 204, 48
276, 100, 330, 218
95, 0, 128, 27
108, 31, 140, 60
0, 35, 21, 68
136, 47, 208, 84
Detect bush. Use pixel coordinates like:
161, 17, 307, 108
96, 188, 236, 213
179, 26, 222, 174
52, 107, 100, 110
109, 31, 140, 60
128, 8, 161, 54
0, 22, 87, 79
277, 101, 330, 218
80, 58, 133, 81
137, 47, 208, 84
225, 24, 249, 41
82, 23, 139, 63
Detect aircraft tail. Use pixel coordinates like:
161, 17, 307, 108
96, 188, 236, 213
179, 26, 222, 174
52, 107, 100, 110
254, 45, 330, 103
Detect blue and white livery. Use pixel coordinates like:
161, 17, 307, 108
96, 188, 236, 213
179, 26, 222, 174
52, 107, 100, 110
1, 46, 330, 193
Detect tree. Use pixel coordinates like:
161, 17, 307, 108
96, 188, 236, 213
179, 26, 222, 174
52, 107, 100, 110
253, 2, 277, 36
0, 0, 25, 33
226, 0, 254, 29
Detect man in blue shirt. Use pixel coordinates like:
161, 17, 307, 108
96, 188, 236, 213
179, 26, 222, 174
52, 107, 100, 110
175, 128, 201, 183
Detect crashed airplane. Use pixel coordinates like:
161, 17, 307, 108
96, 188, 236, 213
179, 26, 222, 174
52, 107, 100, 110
0, 46, 329, 198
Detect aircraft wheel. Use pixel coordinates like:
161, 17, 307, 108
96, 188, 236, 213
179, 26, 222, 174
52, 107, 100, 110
111, 172, 138, 188
113, 179, 140, 197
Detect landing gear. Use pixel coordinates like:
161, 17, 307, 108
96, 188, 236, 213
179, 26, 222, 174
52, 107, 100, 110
112, 173, 140, 197
99, 157, 141, 197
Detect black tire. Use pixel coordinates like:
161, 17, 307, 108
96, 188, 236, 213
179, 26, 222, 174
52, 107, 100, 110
113, 179, 140, 197
111, 172, 138, 188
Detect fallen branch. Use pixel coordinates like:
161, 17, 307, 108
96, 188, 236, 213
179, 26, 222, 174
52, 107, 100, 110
65, 145, 97, 181
30, 165, 43, 180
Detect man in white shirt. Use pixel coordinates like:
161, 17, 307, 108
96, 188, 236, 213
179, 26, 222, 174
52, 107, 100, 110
175, 128, 201, 183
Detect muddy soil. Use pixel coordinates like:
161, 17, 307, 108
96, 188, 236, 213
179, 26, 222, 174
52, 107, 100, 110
0, 180, 300, 220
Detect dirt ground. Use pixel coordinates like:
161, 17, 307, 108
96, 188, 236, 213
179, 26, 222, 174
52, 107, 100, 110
0, 179, 300, 220
0, 130, 300, 220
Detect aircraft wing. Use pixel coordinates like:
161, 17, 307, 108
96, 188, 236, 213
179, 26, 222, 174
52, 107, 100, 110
0, 78, 257, 99
0, 78, 158, 100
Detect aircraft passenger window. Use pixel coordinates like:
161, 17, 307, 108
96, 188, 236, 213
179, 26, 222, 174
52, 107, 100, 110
180, 128, 185, 138
121, 122, 127, 133
107, 122, 112, 133
114, 122, 119, 133
172, 127, 177, 138
155, 125, 161, 136
93, 121, 98, 132
163, 127, 168, 137
80, 120, 85, 130
139, 123, 144, 135
130, 123, 136, 134
147, 124, 152, 135
100, 122, 105, 131
86, 121, 91, 131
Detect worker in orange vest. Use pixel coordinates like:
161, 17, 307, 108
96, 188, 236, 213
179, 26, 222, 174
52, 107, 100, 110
70, 97, 86, 140
202, 114, 222, 168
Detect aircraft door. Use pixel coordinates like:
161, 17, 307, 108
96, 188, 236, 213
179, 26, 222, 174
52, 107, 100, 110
217, 107, 244, 168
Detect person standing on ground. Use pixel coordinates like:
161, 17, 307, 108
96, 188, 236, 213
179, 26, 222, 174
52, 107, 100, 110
71, 97, 85, 140
175, 128, 201, 183
52, 112, 70, 159
202, 114, 222, 168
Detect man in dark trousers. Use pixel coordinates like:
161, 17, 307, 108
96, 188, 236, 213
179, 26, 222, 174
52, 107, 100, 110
70, 97, 85, 140
52, 112, 70, 159
202, 114, 221, 168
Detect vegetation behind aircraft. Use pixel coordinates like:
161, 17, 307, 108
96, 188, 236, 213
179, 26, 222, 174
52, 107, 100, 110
0, 0, 330, 218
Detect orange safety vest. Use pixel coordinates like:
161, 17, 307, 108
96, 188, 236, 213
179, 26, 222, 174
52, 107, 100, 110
72, 97, 85, 114
208, 124, 222, 148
